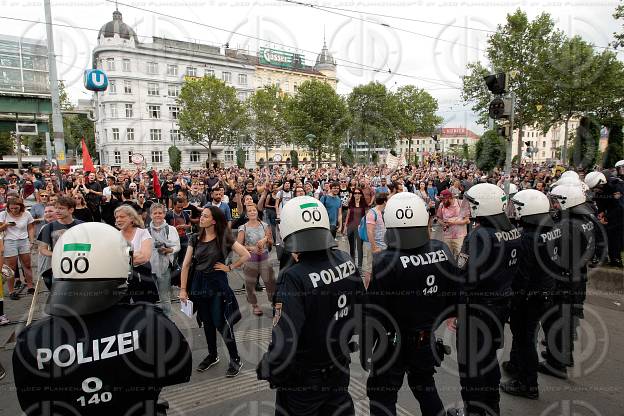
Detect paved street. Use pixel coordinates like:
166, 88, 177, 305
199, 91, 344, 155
1, 233, 623, 416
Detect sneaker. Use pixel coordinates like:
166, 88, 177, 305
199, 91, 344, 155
9, 292, 19, 300
0, 315, 9, 325
226, 359, 243, 378
14, 280, 22, 289
537, 362, 567, 380
500, 379, 539, 400
196, 355, 219, 372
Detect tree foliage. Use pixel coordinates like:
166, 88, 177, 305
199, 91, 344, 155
614, 1, 624, 49
236, 148, 246, 168
475, 130, 506, 172
0, 132, 14, 156
63, 114, 95, 159
168, 146, 181, 171
177, 76, 248, 166
248, 85, 289, 164
603, 120, 624, 168
289, 150, 299, 168
570, 116, 601, 169
341, 148, 354, 166
285, 80, 349, 167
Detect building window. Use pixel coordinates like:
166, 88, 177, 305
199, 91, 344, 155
284, 80, 289, 91
112, 128, 119, 140
109, 104, 118, 118
147, 62, 158, 74
106, 58, 115, 71
124, 80, 132, 94
170, 129, 180, 142
125, 104, 133, 118
150, 129, 162, 141
103, 129, 107, 141
224, 150, 234, 161
167, 64, 178, 76
245, 150, 250, 161
186, 66, 197, 77
222, 72, 231, 83
122, 58, 131, 72
238, 73, 247, 85
206, 69, 214, 77
293, 82, 298, 91
148, 105, 160, 119
168, 84, 179, 97
109, 80, 117, 94
151, 151, 163, 163
128, 151, 133, 164
126, 128, 134, 141
147, 82, 159, 96
542, 141, 546, 148
114, 151, 121, 165
190, 150, 200, 162
169, 106, 180, 120
542, 151, 545, 157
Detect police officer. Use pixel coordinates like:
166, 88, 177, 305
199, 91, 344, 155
588, 169, 624, 268
500, 189, 562, 399
13, 223, 192, 416
453, 183, 522, 416
539, 184, 602, 379
365, 192, 458, 416
257, 196, 365, 416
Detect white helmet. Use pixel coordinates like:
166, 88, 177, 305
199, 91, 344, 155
383, 192, 429, 249
46, 223, 131, 316
464, 183, 513, 230
550, 184, 593, 215
511, 189, 554, 226
551, 176, 589, 193
279, 196, 335, 252
584, 171, 607, 189
615, 160, 624, 168
500, 182, 518, 195
560, 170, 580, 181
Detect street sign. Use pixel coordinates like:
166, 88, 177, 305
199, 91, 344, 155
15, 123, 38, 136
83, 69, 108, 92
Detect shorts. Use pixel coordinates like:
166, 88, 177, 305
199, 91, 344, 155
3, 238, 30, 257
362, 242, 373, 274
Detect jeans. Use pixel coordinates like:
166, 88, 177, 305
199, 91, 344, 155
153, 269, 172, 317
346, 228, 363, 268
265, 208, 277, 242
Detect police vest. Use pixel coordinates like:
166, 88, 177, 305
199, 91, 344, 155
13, 304, 192, 416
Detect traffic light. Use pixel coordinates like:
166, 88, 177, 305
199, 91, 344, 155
483, 72, 508, 95
431, 134, 439, 142
488, 97, 512, 119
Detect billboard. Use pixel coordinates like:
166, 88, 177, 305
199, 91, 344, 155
258, 48, 305, 69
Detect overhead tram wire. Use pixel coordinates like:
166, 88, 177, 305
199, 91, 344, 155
102, 0, 463, 89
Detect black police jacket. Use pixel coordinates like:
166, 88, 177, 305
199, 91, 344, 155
517, 224, 563, 294
457, 223, 522, 302
556, 211, 601, 281
258, 249, 365, 383
13, 304, 192, 416
367, 240, 459, 335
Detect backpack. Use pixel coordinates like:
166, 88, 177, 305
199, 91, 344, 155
358, 209, 377, 242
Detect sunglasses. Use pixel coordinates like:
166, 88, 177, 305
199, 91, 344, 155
354, 192, 362, 195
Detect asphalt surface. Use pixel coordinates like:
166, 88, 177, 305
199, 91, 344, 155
1, 230, 623, 416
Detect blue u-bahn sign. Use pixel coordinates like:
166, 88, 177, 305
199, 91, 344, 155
83, 69, 108, 92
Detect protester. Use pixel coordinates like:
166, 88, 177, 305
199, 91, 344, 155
0, 197, 35, 299
343, 187, 366, 269
436, 189, 470, 258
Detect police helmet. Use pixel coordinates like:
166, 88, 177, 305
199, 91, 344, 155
383, 192, 429, 249
464, 183, 513, 231
551, 176, 589, 193
279, 196, 335, 252
550, 184, 593, 216
499, 182, 518, 195
560, 170, 580, 181
511, 189, 554, 226
584, 171, 607, 189
615, 160, 624, 168
46, 223, 131, 317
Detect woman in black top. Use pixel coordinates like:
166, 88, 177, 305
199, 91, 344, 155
342, 188, 366, 269
72, 194, 94, 222
179, 206, 250, 377
258, 181, 279, 242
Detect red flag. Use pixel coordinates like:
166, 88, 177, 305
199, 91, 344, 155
152, 170, 162, 198
81, 138, 95, 173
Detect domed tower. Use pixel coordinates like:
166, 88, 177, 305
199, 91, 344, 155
314, 40, 336, 80
97, 9, 138, 46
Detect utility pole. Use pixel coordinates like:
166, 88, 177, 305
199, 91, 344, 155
44, 0, 67, 167
503, 92, 516, 197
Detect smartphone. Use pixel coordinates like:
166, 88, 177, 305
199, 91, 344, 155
7, 221, 16, 225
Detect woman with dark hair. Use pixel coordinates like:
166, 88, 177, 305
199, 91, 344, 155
72, 194, 94, 222
0, 197, 35, 299
342, 187, 366, 269
179, 206, 250, 377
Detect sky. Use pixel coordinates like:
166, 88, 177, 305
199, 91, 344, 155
1, 0, 622, 134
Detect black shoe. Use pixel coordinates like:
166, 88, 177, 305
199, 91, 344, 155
9, 292, 19, 300
255, 282, 264, 292
226, 359, 243, 377
14, 280, 22, 289
500, 379, 539, 400
27, 287, 35, 295
446, 409, 465, 416
196, 355, 219, 372
608, 261, 623, 268
537, 362, 567, 379
501, 360, 519, 377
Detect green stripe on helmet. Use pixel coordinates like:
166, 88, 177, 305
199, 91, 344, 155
299, 202, 318, 209
63, 243, 92, 252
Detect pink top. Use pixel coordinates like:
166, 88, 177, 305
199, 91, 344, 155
436, 199, 469, 239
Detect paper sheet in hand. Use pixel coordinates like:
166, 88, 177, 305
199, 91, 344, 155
181, 300, 193, 317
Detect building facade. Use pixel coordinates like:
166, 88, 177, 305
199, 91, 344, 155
93, 9, 337, 169
393, 127, 480, 162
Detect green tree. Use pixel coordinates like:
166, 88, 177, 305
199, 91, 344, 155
285, 80, 349, 168
236, 148, 246, 168
0, 132, 14, 156
462, 143, 470, 159
395, 85, 443, 160
63, 114, 95, 159
475, 130, 506, 172
168, 146, 181, 171
614, 1, 624, 49
58, 80, 73, 111
603, 120, 624, 168
570, 116, 601, 169
248, 85, 289, 165
177, 76, 248, 167
348, 82, 401, 163
289, 150, 299, 168
341, 148, 355, 166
